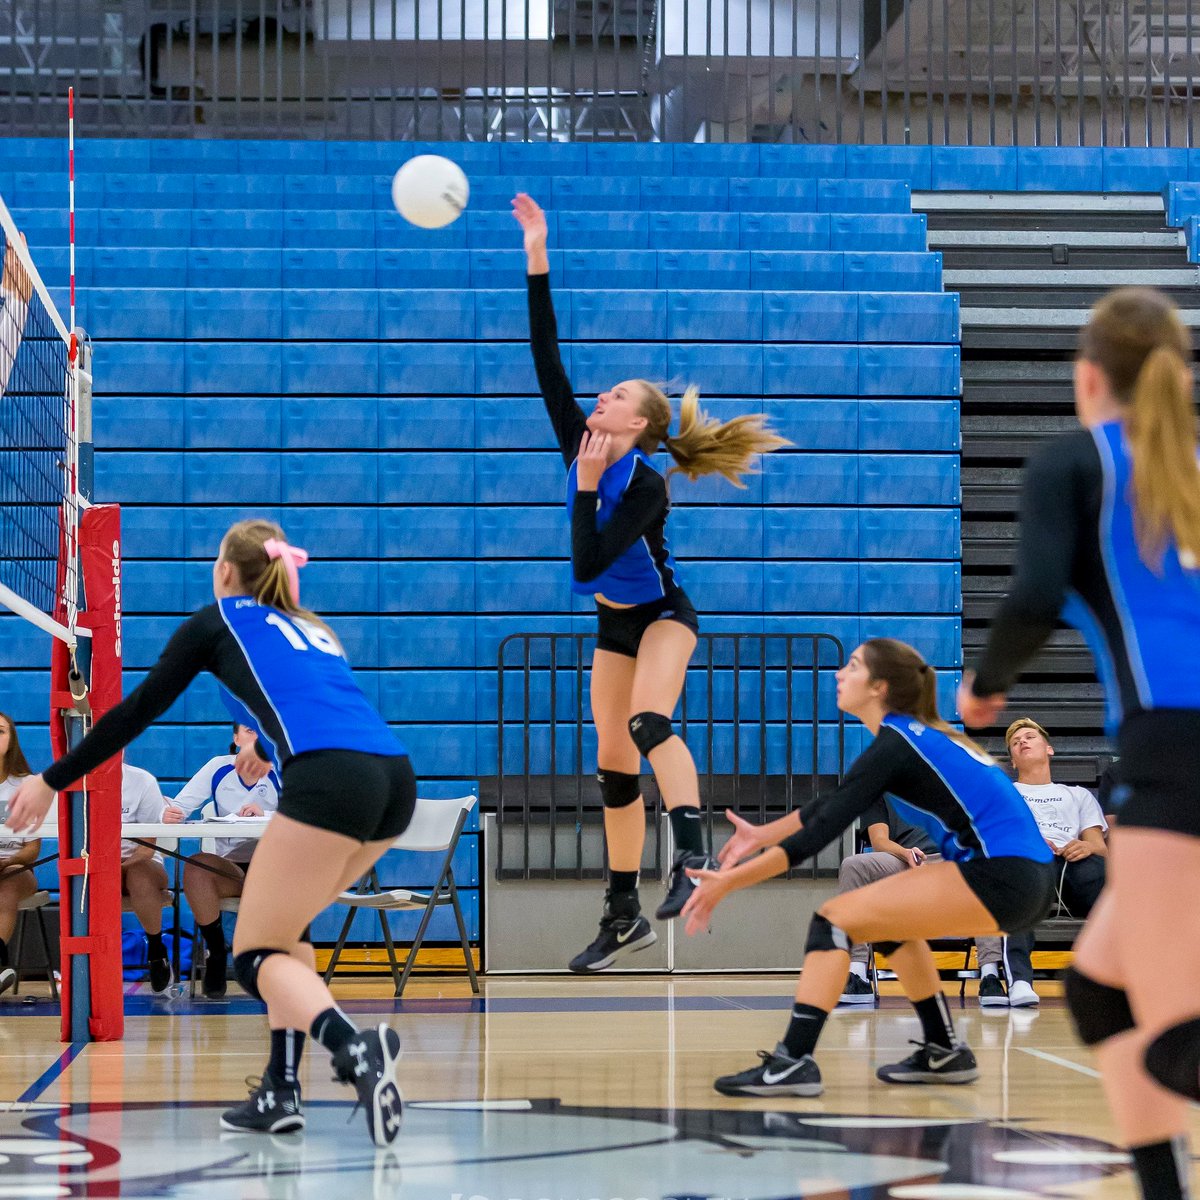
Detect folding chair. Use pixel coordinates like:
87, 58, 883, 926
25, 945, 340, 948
12, 890, 59, 1002
323, 795, 478, 997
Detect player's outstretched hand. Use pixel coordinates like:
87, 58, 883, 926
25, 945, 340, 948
511, 193, 548, 251
6, 774, 54, 834
956, 671, 1006, 729
717, 809, 766, 869
682, 865, 729, 936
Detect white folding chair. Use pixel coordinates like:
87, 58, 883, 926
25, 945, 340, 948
323, 796, 479, 996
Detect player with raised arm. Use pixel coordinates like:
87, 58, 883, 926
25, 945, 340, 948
8, 519, 412, 1147
512, 192, 788, 972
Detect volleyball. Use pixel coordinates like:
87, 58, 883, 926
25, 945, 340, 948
391, 154, 469, 229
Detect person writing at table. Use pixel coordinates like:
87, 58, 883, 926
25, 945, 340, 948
163, 724, 282, 998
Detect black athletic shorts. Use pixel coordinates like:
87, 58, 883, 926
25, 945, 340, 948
957, 856, 1057, 934
279, 750, 416, 843
1111, 708, 1200, 837
595, 590, 699, 658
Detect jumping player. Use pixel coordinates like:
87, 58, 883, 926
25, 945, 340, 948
682, 638, 1055, 1096
512, 192, 788, 972
959, 287, 1200, 1200
8, 519, 412, 1147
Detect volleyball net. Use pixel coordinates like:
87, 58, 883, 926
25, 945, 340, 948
0, 190, 124, 1042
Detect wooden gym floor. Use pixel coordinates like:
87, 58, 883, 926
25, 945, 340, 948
0, 975, 1185, 1199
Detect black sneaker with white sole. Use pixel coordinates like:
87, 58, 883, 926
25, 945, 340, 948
220, 1073, 305, 1134
568, 913, 656, 972
331, 1024, 404, 1148
714, 1044, 823, 1097
0, 967, 16, 997
839, 972, 876, 1004
655, 850, 717, 920
977, 974, 1009, 1008
876, 1040, 979, 1085
148, 953, 174, 995
202, 949, 228, 1000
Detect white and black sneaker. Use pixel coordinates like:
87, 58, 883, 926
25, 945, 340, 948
0, 967, 17, 997
656, 850, 717, 920
839, 972, 876, 1004
332, 1024, 404, 1148
876, 1040, 979, 1085
978, 974, 1009, 1008
714, 1044, 823, 1097
220, 1073, 305, 1134
148, 952, 174, 995
568, 913, 656, 972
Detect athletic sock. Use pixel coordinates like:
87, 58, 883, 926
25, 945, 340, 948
146, 931, 165, 959
782, 1003, 828, 1059
609, 870, 639, 896
848, 960, 869, 982
980, 963, 999, 979
668, 806, 705, 856
268, 1029, 306, 1087
913, 992, 956, 1049
311, 1006, 359, 1056
199, 918, 226, 955
1130, 1138, 1192, 1200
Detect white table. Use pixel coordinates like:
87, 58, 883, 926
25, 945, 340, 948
5, 820, 273, 841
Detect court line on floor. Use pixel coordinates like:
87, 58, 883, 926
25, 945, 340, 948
17, 1041, 88, 1104
1016, 1047, 1100, 1079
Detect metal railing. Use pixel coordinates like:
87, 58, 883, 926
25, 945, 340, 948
495, 630, 847, 881
4, 1, 1199, 146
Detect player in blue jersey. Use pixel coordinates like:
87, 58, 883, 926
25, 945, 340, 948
959, 288, 1200, 1200
680, 638, 1055, 1097
8, 519, 412, 1148
513, 193, 788, 973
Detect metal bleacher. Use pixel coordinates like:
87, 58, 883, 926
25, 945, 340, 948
1, 140, 962, 880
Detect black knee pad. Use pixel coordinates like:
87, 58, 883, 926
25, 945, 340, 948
299, 925, 313, 946
1145, 1019, 1200, 1101
805, 913, 851, 955
1063, 967, 1136, 1046
597, 769, 641, 809
874, 940, 902, 957
233, 947, 288, 1001
629, 711, 674, 757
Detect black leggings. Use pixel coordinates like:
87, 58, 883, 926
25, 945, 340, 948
1004, 855, 1105, 985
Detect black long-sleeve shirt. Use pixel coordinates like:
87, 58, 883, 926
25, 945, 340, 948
526, 272, 683, 603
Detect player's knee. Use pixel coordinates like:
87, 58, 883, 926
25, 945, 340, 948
1144, 1019, 1200, 1101
232, 947, 288, 1002
628, 712, 674, 758
1063, 967, 1136, 1047
597, 769, 641, 810
805, 912, 851, 955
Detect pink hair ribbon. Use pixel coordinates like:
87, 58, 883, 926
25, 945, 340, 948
263, 538, 309, 604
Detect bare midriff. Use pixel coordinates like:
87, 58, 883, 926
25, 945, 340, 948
595, 594, 636, 609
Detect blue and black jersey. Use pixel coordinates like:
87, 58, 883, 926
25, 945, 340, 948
527, 272, 684, 604
780, 715, 1052, 867
973, 421, 1200, 730
43, 598, 405, 791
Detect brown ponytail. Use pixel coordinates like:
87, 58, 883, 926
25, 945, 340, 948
1078, 287, 1200, 570
635, 382, 789, 487
220, 518, 339, 642
860, 638, 991, 758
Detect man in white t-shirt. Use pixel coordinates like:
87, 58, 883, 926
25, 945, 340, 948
976, 718, 1107, 1009
120, 764, 174, 994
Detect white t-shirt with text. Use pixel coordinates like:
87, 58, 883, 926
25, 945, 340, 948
120, 765, 168, 862
1015, 782, 1108, 848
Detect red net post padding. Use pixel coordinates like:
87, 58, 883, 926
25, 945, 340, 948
52, 504, 123, 1042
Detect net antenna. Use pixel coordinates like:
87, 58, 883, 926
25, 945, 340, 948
0, 190, 89, 661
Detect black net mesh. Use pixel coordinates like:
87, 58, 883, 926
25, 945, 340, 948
0, 210, 72, 618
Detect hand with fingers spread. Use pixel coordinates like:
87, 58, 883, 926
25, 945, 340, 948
511, 192, 550, 274
575, 430, 611, 491
956, 670, 1006, 730
681, 864, 731, 936
717, 808, 769, 869
6, 774, 55, 835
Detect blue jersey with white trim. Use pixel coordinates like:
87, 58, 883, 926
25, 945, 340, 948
974, 422, 1200, 732
781, 716, 1051, 867
566, 449, 681, 602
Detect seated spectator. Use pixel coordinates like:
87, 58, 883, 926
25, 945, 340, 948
836, 797, 942, 1003
162, 725, 281, 999
120, 763, 174, 995
0, 712, 41, 995
976, 718, 1107, 1009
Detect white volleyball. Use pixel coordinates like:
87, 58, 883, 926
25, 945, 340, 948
391, 154, 469, 229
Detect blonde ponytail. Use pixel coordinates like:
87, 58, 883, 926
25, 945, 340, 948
634, 382, 789, 487
1127, 346, 1200, 569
